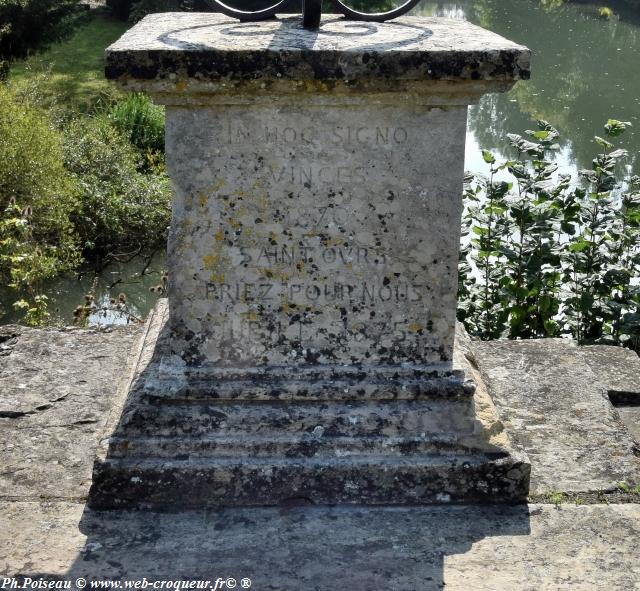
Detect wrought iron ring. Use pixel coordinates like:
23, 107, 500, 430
206, 0, 422, 29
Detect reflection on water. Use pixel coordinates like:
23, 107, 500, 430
0, 252, 166, 327
414, 0, 640, 174
2, 0, 639, 325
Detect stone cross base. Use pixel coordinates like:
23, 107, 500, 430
92, 14, 531, 508
89, 300, 529, 508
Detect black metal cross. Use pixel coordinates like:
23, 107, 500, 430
208, 0, 422, 30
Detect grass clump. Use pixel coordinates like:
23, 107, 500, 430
102, 92, 165, 156
7, 11, 129, 111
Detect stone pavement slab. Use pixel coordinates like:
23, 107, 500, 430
1, 324, 640, 588
470, 338, 640, 495
578, 344, 640, 403
0, 325, 138, 500
1, 502, 639, 590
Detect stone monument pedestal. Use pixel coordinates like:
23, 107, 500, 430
90, 13, 531, 508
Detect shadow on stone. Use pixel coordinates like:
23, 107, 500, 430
50, 503, 530, 589
86, 300, 530, 509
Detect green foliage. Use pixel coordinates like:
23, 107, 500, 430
0, 0, 86, 64
0, 80, 170, 325
598, 6, 614, 19
459, 120, 640, 351
102, 92, 165, 156
617, 481, 631, 493
546, 490, 567, 506
63, 116, 171, 260
0, 84, 81, 324
106, 0, 134, 20
111, 0, 202, 21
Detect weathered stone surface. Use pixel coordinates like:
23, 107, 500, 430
1, 325, 639, 586
616, 406, 640, 443
88, 301, 530, 508
165, 102, 468, 371
96, 16, 533, 507
105, 13, 530, 92
0, 325, 138, 501
2, 324, 636, 504
578, 344, 640, 403
0, 325, 136, 420
2, 501, 640, 590
470, 338, 640, 495
577, 345, 640, 444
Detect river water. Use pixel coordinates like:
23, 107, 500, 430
2, 0, 638, 326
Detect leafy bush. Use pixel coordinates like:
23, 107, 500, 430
0, 77, 170, 324
0, 0, 86, 63
0, 84, 81, 323
459, 119, 640, 351
102, 92, 165, 155
63, 116, 171, 260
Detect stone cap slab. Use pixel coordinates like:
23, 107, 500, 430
105, 13, 530, 96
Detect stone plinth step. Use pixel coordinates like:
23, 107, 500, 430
89, 451, 529, 509
88, 301, 530, 509
104, 435, 497, 459
118, 399, 476, 439
143, 363, 476, 402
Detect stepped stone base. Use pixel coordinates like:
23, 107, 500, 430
88, 300, 530, 509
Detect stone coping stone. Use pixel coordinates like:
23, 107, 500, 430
0, 324, 138, 501
105, 13, 531, 84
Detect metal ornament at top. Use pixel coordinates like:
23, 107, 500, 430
207, 0, 422, 29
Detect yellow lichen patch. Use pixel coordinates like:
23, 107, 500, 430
408, 322, 424, 333
227, 217, 243, 229
211, 178, 226, 192
202, 254, 225, 283
175, 78, 188, 92
214, 229, 224, 242
304, 80, 330, 93
202, 253, 220, 269
243, 311, 259, 322
280, 302, 292, 314
198, 193, 208, 208
209, 272, 225, 283
258, 268, 289, 281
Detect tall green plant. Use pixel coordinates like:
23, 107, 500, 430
459, 119, 639, 351
63, 116, 171, 261
460, 158, 511, 339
